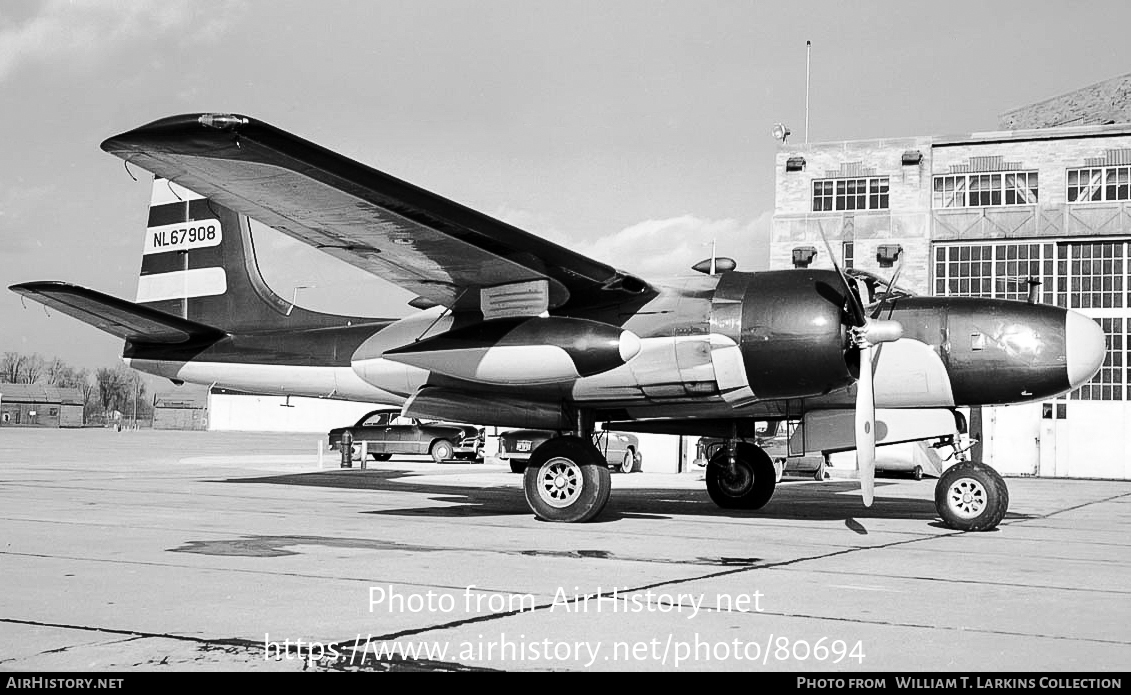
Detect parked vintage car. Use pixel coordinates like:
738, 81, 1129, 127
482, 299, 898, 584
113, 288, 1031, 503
328, 408, 483, 463
498, 429, 642, 474
696, 420, 930, 481
695, 421, 793, 481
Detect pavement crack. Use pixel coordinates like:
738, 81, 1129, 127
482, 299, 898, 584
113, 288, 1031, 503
1005, 490, 1131, 525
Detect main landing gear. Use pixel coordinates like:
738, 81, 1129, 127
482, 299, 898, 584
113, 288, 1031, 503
705, 441, 777, 510
523, 435, 611, 522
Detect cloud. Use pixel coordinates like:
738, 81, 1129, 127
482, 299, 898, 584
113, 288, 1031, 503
571, 213, 773, 277
493, 206, 773, 278
0, 0, 239, 81
0, 183, 53, 252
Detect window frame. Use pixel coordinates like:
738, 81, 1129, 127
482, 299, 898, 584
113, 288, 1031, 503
1066, 165, 1131, 203
811, 176, 890, 212
932, 170, 1038, 209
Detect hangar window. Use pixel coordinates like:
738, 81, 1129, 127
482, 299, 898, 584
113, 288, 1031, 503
1066, 166, 1131, 203
933, 171, 1038, 208
812, 177, 889, 212
1057, 242, 1125, 309
933, 242, 1053, 302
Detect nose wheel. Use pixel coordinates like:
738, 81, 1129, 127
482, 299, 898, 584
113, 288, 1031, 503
934, 461, 1009, 531
523, 435, 611, 522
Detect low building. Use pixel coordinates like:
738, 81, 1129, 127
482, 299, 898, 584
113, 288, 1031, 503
152, 390, 209, 430
207, 389, 385, 433
0, 385, 84, 427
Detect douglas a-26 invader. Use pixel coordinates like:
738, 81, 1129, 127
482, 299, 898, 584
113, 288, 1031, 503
12, 114, 1106, 531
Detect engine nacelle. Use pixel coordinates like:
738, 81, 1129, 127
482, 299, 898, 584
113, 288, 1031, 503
381, 315, 641, 385
713, 270, 854, 400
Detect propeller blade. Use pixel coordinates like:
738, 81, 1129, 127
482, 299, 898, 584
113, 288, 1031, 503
816, 228, 867, 327
870, 259, 905, 319
856, 344, 876, 507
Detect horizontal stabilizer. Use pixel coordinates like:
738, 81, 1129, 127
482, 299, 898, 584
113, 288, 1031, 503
10, 281, 225, 344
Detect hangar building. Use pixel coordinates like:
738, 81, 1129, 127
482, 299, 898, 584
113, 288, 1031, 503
770, 74, 1131, 480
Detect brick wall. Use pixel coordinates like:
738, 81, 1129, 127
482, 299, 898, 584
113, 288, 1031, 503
1000, 73, 1131, 129
770, 128, 1131, 293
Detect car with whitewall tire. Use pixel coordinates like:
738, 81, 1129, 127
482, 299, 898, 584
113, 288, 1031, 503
498, 429, 642, 474
328, 408, 483, 463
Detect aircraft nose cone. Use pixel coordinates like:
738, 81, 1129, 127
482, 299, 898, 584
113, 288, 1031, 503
618, 330, 642, 363
1065, 311, 1106, 388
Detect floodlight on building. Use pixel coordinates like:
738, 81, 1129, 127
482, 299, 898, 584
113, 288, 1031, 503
901, 150, 923, 166
876, 244, 903, 268
771, 123, 791, 142
785, 156, 806, 172
792, 246, 818, 268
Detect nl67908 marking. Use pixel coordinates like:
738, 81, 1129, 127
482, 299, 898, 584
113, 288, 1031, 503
143, 219, 222, 255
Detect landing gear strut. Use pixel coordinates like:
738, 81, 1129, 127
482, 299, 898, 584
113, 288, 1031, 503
705, 441, 777, 510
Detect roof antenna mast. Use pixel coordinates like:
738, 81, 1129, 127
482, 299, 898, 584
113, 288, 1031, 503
805, 40, 812, 144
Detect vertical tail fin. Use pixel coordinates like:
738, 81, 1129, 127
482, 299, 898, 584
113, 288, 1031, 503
138, 178, 345, 332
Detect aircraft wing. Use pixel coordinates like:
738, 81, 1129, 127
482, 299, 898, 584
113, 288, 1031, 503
101, 114, 653, 313
10, 282, 225, 344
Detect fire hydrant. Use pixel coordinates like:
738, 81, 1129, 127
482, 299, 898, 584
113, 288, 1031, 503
340, 429, 353, 468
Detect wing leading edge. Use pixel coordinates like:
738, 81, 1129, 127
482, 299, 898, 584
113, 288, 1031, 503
101, 114, 653, 313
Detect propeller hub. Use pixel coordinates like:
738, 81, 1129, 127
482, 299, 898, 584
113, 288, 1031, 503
851, 319, 904, 348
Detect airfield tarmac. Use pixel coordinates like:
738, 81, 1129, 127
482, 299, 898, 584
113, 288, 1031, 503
0, 428, 1129, 673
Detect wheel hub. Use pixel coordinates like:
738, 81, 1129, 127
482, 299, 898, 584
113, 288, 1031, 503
720, 462, 754, 496
947, 478, 987, 519
538, 457, 582, 508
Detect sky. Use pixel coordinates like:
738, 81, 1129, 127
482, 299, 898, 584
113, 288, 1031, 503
4, 0, 1131, 378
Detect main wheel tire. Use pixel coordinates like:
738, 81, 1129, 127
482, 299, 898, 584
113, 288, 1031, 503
430, 439, 455, 463
619, 450, 635, 474
372, 453, 392, 462
523, 435, 611, 522
912, 464, 923, 481
934, 461, 1009, 531
509, 458, 526, 474
706, 443, 777, 510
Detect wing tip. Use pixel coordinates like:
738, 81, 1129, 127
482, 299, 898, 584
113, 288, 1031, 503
101, 113, 256, 155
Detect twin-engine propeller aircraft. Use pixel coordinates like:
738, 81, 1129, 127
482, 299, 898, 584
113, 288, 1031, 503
12, 114, 1107, 531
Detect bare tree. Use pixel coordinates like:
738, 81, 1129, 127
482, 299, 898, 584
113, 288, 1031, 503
45, 357, 70, 385
95, 367, 127, 416
21, 354, 45, 384
1, 352, 25, 383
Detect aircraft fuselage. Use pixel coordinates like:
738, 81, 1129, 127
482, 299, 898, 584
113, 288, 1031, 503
125, 268, 1104, 431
